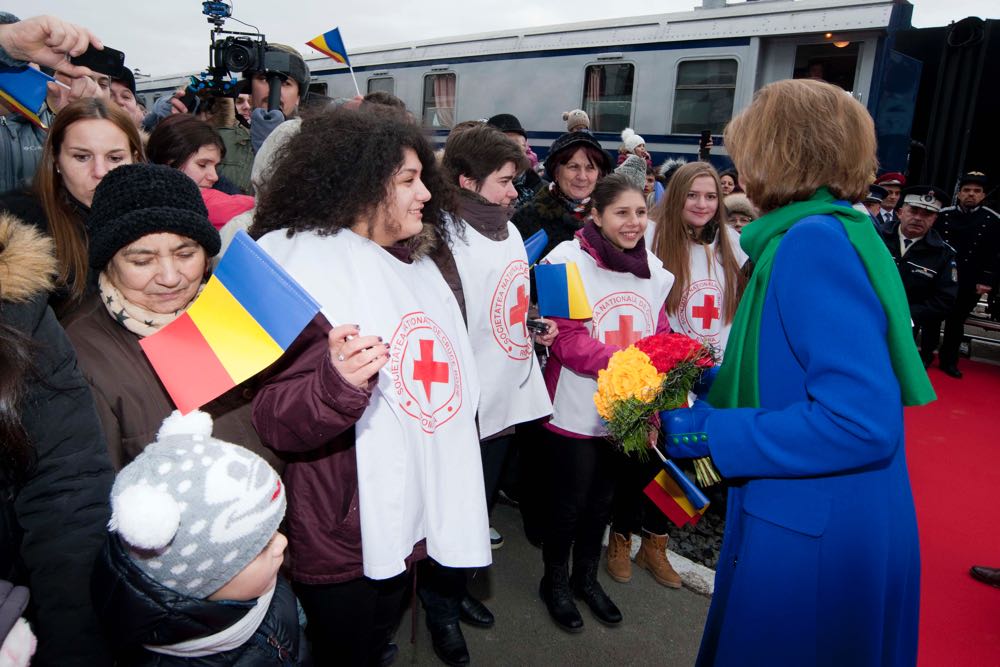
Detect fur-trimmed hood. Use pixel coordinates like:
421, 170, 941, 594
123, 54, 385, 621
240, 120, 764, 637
408, 219, 441, 260
0, 212, 57, 302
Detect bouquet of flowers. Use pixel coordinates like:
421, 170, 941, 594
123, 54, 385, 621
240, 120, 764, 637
594, 332, 721, 486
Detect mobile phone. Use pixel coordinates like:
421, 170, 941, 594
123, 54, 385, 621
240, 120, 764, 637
699, 129, 712, 161
526, 319, 550, 335
69, 45, 125, 76
179, 87, 199, 113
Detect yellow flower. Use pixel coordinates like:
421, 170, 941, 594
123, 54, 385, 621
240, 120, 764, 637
594, 347, 664, 419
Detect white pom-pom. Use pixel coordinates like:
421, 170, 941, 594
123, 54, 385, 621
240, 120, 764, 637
621, 128, 636, 142
110, 483, 181, 550
157, 410, 213, 440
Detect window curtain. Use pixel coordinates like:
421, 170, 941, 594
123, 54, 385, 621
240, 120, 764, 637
585, 67, 603, 131
433, 75, 455, 128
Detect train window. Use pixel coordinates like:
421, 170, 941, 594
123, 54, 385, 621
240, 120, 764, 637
793, 43, 860, 93
368, 77, 395, 95
582, 64, 634, 133
308, 82, 328, 98
672, 59, 738, 134
422, 73, 456, 129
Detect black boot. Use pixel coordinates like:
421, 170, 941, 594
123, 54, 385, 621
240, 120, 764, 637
571, 559, 623, 626
426, 620, 470, 666
539, 564, 584, 633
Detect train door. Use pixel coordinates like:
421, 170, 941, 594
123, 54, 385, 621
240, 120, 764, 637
791, 42, 862, 95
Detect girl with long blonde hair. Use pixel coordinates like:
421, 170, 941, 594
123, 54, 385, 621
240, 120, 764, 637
649, 162, 747, 353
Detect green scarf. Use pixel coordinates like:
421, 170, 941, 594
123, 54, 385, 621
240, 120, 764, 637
708, 187, 935, 410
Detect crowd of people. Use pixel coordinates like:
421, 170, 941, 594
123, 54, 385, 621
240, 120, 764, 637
1, 10, 998, 667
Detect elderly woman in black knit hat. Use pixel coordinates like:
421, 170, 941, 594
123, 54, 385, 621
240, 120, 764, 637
512, 131, 613, 259
62, 163, 276, 471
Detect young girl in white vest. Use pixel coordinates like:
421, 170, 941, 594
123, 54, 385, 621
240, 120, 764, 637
539, 174, 674, 632
412, 123, 558, 664
650, 161, 749, 351
249, 109, 491, 666
604, 162, 749, 591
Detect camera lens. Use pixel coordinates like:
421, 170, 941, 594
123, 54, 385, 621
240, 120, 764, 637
225, 44, 253, 72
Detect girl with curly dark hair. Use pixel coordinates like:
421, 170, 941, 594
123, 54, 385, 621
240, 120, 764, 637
250, 108, 490, 666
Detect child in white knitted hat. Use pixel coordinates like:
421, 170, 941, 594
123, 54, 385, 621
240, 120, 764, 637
92, 410, 304, 665
618, 128, 652, 168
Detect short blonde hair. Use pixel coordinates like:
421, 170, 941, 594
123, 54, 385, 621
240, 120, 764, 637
723, 79, 877, 213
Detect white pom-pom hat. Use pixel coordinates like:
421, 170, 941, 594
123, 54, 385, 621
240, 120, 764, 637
621, 128, 645, 153
109, 410, 286, 598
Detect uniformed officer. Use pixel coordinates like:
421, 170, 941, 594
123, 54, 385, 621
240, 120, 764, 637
922, 172, 1000, 378
880, 186, 958, 359
874, 172, 906, 228
865, 184, 889, 231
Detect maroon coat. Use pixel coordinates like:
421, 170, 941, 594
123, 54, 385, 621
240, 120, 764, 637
252, 318, 426, 584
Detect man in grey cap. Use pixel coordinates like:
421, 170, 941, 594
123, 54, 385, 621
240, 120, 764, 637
880, 186, 958, 358
924, 172, 1000, 378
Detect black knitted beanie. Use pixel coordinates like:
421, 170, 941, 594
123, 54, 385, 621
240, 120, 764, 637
87, 164, 222, 272
543, 131, 613, 182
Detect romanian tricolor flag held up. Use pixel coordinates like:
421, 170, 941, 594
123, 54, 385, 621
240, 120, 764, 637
140, 230, 321, 414
0, 65, 53, 128
644, 458, 710, 528
523, 229, 548, 266
306, 27, 351, 66
534, 262, 592, 320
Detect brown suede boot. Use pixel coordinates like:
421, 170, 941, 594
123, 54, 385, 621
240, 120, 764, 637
635, 533, 682, 588
605, 532, 632, 583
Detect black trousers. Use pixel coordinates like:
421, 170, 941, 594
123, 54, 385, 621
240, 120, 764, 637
611, 453, 670, 537
481, 434, 513, 515
294, 572, 410, 667
541, 431, 618, 568
921, 289, 981, 366
513, 421, 547, 544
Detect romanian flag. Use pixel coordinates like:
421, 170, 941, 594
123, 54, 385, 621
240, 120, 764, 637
523, 229, 548, 266
0, 65, 52, 128
140, 230, 321, 414
644, 459, 710, 528
306, 28, 351, 67
534, 262, 592, 319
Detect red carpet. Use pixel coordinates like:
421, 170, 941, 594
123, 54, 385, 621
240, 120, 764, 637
907, 361, 1000, 666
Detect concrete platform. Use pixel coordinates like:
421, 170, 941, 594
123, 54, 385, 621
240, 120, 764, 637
394, 503, 711, 666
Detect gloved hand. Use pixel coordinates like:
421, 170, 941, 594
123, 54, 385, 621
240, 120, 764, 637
660, 401, 713, 459
692, 365, 720, 401
251, 108, 286, 153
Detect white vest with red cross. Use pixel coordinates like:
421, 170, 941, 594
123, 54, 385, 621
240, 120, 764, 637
543, 239, 674, 437
667, 226, 747, 357
446, 216, 552, 439
258, 228, 490, 580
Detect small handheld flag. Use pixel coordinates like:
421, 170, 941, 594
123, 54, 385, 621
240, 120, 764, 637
306, 27, 360, 96
534, 262, 592, 320
140, 230, 322, 414
0, 65, 54, 128
644, 458, 710, 528
523, 229, 548, 266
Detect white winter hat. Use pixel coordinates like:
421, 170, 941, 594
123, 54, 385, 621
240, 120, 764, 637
621, 128, 645, 153
109, 410, 286, 598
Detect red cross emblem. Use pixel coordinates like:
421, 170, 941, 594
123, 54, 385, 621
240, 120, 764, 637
604, 314, 642, 348
412, 339, 449, 400
508, 284, 529, 337
691, 294, 720, 329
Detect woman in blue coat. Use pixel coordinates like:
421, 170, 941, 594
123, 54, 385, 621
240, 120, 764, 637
661, 79, 933, 666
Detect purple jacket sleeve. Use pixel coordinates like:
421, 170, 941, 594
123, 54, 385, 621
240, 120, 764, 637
252, 317, 374, 453
548, 316, 616, 378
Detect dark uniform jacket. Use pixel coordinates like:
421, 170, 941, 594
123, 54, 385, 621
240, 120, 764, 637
880, 222, 959, 324
936, 204, 1000, 291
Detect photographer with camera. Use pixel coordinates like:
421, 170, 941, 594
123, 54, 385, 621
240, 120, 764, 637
243, 42, 310, 152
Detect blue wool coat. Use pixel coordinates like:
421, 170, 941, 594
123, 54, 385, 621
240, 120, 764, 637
699, 214, 920, 666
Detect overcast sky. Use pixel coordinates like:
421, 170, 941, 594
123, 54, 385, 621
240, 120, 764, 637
6, 0, 996, 77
